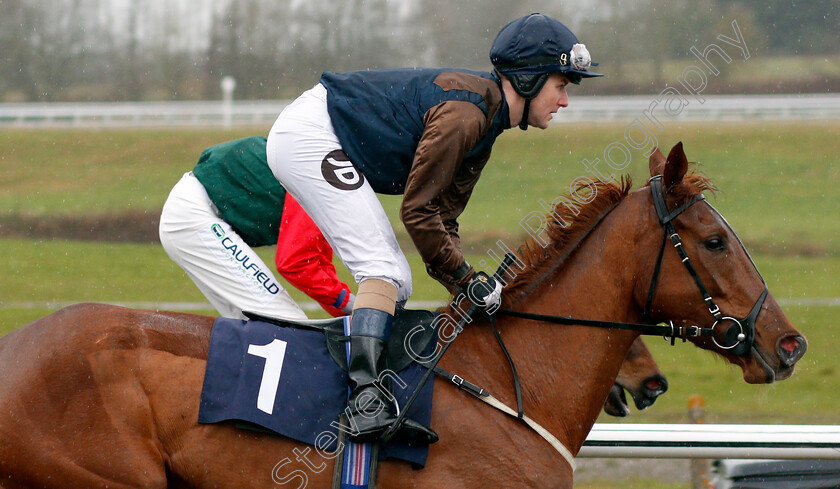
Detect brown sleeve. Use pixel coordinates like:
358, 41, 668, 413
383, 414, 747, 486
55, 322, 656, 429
400, 100, 487, 281
438, 150, 492, 251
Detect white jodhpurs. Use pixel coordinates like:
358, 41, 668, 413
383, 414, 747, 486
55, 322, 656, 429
159, 172, 306, 320
266, 83, 412, 302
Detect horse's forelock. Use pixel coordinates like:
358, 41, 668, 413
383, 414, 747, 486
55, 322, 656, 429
643, 160, 716, 205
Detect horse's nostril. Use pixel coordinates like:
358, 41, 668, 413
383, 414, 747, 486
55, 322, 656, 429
777, 335, 807, 366
780, 336, 798, 354
643, 375, 668, 395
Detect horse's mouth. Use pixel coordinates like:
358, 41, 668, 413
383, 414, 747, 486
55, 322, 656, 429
603, 384, 630, 417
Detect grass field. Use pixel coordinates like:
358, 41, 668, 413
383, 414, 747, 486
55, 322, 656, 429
2, 121, 838, 254
1, 123, 837, 488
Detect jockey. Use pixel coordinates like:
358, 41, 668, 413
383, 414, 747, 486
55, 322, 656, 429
266, 13, 601, 445
160, 136, 355, 320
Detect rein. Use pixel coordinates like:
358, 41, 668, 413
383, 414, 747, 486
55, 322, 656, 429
496, 309, 712, 344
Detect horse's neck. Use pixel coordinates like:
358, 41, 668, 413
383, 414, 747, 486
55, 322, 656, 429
445, 192, 650, 454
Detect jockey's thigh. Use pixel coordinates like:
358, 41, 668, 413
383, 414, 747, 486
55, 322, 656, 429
267, 84, 412, 303
158, 172, 306, 320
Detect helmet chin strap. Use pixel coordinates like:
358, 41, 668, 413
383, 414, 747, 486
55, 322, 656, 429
519, 99, 530, 130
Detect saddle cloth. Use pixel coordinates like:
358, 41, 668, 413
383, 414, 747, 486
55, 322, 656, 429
198, 316, 435, 467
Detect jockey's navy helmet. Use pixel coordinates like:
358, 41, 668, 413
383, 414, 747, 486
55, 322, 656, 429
490, 13, 602, 99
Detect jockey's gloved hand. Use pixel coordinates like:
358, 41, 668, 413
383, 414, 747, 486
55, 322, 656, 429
466, 271, 503, 314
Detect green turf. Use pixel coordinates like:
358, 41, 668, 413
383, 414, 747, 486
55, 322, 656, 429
575, 478, 688, 489
0, 128, 256, 215
2, 122, 838, 255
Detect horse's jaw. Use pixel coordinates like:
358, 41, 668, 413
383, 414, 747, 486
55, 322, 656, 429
742, 346, 779, 384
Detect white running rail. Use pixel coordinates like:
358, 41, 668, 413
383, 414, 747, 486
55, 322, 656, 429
2, 95, 840, 128
581, 424, 840, 459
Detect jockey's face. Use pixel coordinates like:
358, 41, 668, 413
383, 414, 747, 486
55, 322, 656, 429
527, 73, 570, 129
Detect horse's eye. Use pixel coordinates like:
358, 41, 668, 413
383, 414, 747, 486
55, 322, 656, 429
703, 235, 726, 251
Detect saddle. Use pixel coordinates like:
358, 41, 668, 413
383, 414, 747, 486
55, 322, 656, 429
243, 307, 439, 372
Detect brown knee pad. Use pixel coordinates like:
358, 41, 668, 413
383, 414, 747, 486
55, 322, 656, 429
354, 279, 398, 315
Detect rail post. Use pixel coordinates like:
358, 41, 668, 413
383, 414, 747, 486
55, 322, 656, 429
221, 76, 236, 129
689, 395, 710, 489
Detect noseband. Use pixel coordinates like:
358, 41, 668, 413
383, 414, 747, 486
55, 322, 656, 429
646, 175, 768, 356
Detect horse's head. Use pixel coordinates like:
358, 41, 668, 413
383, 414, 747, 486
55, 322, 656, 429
604, 337, 668, 417
636, 142, 807, 384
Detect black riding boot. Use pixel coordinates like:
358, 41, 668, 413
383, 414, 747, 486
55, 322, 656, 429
347, 308, 438, 445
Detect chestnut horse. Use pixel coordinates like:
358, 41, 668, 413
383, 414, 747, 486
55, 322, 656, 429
0, 143, 806, 488
604, 337, 668, 417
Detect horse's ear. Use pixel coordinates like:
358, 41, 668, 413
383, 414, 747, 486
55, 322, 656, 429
648, 147, 665, 177
663, 142, 688, 189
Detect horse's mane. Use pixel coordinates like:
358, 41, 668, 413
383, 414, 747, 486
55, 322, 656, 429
501, 168, 713, 307
501, 177, 632, 306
